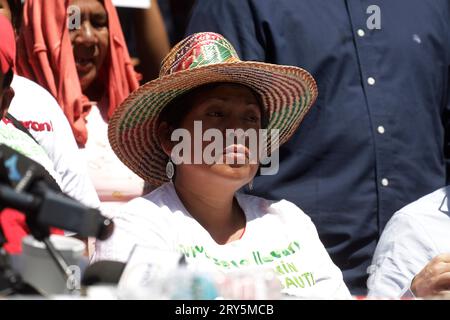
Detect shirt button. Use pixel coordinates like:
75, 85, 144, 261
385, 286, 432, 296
368, 77, 376, 85
381, 178, 389, 187
357, 29, 365, 37
377, 126, 385, 134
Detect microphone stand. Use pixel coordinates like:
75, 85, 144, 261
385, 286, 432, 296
24, 184, 79, 295
42, 238, 74, 292
10, 167, 75, 293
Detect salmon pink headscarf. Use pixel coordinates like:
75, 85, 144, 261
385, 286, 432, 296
0, 14, 15, 74
17, 0, 139, 146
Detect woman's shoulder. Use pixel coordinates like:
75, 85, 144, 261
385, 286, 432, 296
117, 183, 181, 217
10, 75, 63, 114
236, 192, 312, 222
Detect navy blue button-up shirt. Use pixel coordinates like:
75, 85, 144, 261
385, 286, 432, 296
186, 0, 450, 295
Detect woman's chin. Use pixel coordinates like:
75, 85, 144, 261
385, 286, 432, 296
208, 163, 256, 183
175, 163, 258, 189
78, 72, 97, 92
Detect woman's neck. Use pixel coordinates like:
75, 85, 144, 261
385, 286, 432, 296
84, 80, 104, 103
173, 179, 246, 245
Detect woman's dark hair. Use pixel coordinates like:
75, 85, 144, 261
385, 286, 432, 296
2, 69, 13, 89
7, 0, 22, 31
158, 82, 269, 129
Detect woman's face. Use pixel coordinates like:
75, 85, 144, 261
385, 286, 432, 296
0, 0, 12, 22
69, 0, 109, 92
163, 84, 263, 189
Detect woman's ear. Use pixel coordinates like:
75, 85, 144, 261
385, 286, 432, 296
157, 121, 174, 157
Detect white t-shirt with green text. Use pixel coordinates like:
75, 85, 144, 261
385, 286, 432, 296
94, 182, 351, 299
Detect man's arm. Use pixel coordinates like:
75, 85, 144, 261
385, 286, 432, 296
133, 0, 170, 82
367, 212, 437, 298
409, 253, 450, 298
9, 76, 100, 210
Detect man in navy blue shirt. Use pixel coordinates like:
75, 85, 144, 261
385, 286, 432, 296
186, 0, 450, 295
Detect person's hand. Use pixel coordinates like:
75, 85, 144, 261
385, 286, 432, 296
410, 253, 450, 298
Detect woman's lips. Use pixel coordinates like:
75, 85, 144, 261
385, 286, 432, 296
75, 58, 95, 73
222, 144, 250, 164
224, 144, 249, 157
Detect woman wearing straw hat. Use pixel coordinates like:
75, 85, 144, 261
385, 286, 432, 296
95, 32, 350, 299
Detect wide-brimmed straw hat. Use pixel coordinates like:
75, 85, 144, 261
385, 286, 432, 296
108, 32, 318, 187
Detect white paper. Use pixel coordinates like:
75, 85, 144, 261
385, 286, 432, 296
112, 0, 151, 9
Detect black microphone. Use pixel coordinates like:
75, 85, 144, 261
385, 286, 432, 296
0, 143, 60, 193
0, 144, 114, 240
0, 184, 38, 212
31, 181, 115, 240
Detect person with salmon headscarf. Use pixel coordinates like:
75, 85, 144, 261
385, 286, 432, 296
17, 0, 145, 216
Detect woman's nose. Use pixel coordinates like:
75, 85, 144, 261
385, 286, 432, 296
78, 21, 97, 45
221, 117, 252, 139
219, 117, 240, 134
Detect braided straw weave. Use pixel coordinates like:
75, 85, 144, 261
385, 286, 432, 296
108, 32, 318, 187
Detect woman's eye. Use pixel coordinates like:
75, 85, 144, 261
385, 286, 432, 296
92, 17, 108, 29
246, 115, 259, 123
93, 21, 107, 29
207, 111, 223, 117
